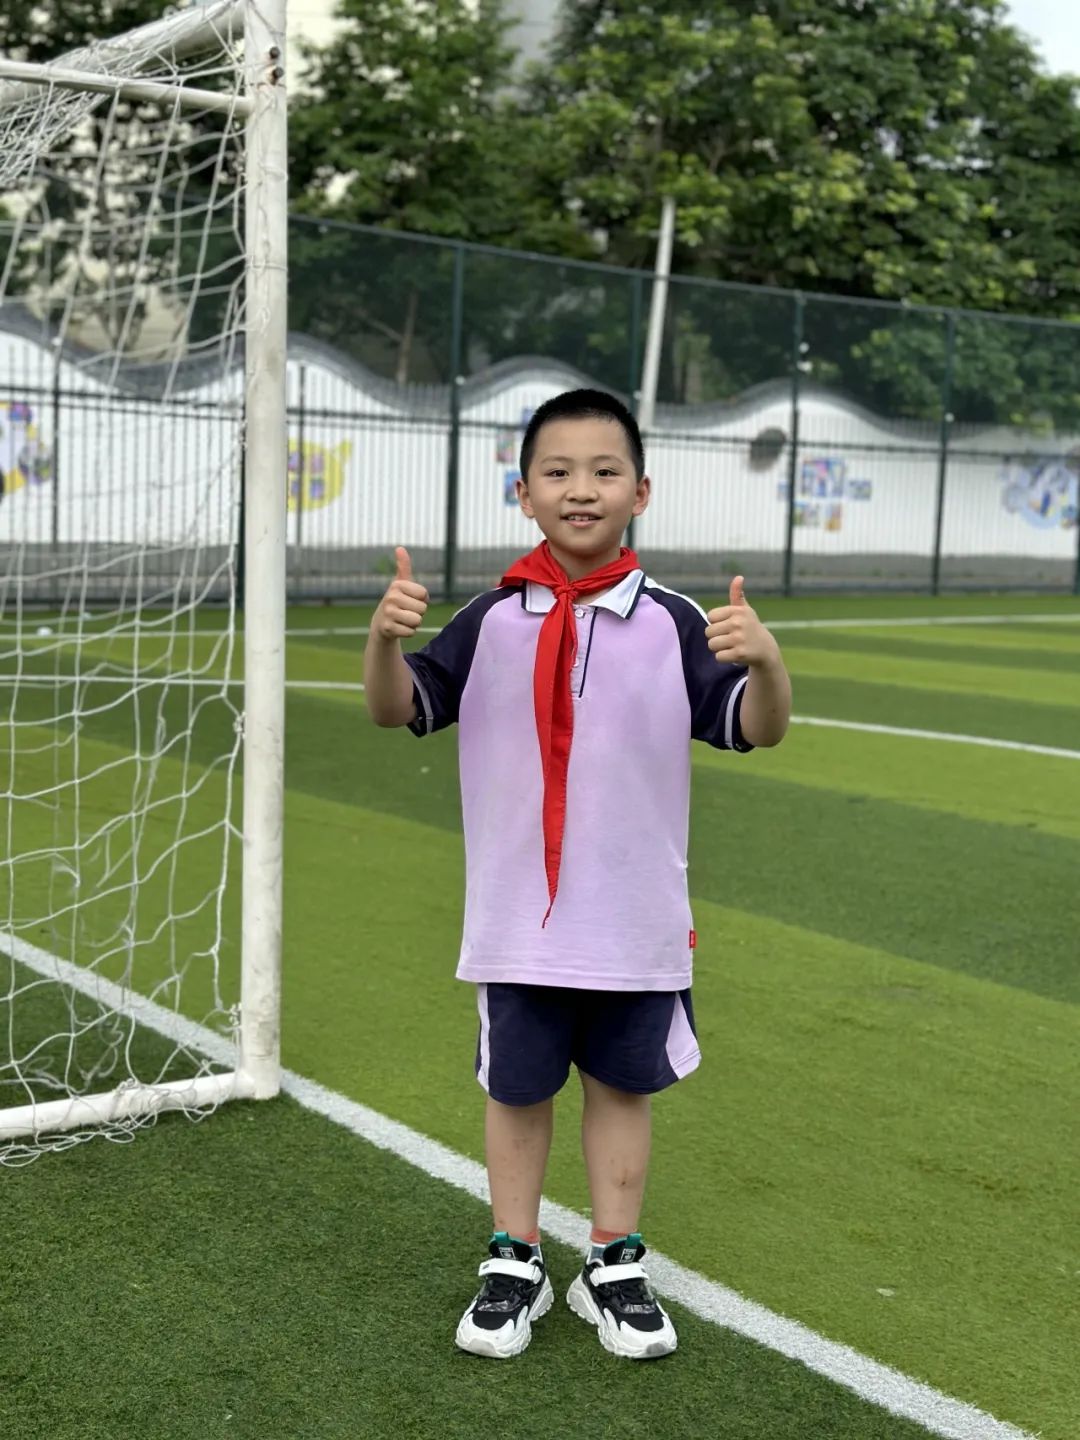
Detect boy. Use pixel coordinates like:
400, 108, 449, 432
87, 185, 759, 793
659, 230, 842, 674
364, 389, 791, 1361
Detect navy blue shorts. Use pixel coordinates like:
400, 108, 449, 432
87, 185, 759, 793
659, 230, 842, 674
475, 983, 701, 1106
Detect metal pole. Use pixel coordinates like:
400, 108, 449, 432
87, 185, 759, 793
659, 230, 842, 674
236, 445, 246, 610
636, 196, 675, 436
443, 242, 465, 601
295, 360, 306, 593
782, 295, 805, 597
930, 312, 956, 597
50, 342, 61, 558
626, 270, 644, 551
239, 0, 287, 1101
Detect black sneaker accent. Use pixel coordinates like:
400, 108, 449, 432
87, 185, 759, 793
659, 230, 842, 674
586, 1238, 665, 1332
471, 1235, 546, 1333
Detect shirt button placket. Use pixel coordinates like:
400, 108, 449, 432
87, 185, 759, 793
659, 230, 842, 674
571, 610, 590, 698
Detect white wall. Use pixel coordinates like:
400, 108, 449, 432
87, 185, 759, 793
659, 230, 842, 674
1, 332, 1077, 562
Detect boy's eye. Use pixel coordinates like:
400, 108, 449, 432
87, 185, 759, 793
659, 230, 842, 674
544, 467, 619, 478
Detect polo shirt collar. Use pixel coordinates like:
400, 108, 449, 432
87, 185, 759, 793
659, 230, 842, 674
521, 569, 644, 619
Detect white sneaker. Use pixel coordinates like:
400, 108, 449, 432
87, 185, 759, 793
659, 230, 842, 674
455, 1234, 553, 1358
566, 1235, 677, 1360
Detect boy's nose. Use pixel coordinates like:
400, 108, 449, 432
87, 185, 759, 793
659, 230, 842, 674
566, 479, 599, 500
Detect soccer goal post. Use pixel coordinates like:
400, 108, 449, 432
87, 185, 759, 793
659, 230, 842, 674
0, 0, 286, 1161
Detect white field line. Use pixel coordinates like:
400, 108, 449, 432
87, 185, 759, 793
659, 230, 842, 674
767, 612, 1078, 631
0, 931, 1036, 1440
3, 673, 1078, 761
791, 716, 1080, 761
279, 611, 1080, 638
5, 611, 1077, 645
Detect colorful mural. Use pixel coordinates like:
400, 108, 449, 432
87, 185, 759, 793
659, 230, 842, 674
774, 456, 874, 532
0, 401, 52, 501
1000, 453, 1079, 531
287, 439, 351, 512
497, 409, 533, 506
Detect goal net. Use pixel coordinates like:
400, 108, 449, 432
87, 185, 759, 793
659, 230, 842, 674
0, 0, 286, 1163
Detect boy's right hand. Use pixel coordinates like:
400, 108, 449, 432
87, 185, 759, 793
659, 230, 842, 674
373, 546, 429, 641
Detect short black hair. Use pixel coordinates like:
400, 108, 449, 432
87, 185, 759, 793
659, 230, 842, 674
519, 388, 645, 481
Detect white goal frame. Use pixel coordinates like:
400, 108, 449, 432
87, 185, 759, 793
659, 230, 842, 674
0, 0, 287, 1142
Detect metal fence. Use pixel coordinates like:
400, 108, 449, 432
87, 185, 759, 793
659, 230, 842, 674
3, 215, 1079, 602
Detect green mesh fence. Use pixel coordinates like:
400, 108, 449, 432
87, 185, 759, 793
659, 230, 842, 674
3, 215, 1077, 600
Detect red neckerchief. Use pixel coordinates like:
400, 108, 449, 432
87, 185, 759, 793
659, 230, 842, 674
501, 541, 641, 924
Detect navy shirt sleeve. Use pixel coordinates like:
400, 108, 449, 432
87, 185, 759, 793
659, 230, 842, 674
402, 587, 514, 736
644, 584, 754, 752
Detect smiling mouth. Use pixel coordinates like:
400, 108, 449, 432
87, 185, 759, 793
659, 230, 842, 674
563, 514, 602, 525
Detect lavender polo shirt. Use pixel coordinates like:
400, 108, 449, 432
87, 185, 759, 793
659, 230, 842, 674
403, 569, 752, 992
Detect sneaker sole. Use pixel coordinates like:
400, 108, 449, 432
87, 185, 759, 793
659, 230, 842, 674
566, 1273, 677, 1360
455, 1276, 554, 1358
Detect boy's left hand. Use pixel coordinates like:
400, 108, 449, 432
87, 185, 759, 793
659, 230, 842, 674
705, 576, 782, 668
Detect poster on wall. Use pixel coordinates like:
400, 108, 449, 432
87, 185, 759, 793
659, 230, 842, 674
0, 401, 52, 502
497, 408, 533, 506
1000, 453, 1079, 531
287, 439, 351, 512
775, 456, 874, 532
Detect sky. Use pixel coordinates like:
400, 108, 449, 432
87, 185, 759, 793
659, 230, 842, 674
287, 2, 1080, 79
1003, 0, 1080, 76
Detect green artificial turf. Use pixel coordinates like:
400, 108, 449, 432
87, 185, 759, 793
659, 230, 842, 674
0, 1096, 938, 1440
3, 596, 1078, 1439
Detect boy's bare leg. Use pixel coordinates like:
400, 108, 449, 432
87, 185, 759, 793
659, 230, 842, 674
579, 1070, 651, 1234
485, 1094, 554, 1235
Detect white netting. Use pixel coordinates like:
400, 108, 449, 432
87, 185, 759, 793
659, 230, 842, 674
0, 2, 255, 1164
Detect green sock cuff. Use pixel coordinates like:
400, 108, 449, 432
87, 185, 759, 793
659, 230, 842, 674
491, 1230, 542, 1249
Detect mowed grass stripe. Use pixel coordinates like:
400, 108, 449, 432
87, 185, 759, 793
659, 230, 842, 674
781, 647, 1080, 709
779, 632, 1080, 673
845, 624, 1080, 656
276, 698, 1080, 1004
785, 675, 1078, 751
9, 655, 1076, 759
281, 696, 1080, 1005
688, 765, 1078, 1003
8, 675, 1078, 1004
694, 725, 1080, 841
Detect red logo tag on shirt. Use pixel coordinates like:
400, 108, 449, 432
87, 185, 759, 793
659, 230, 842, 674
689, 930, 697, 950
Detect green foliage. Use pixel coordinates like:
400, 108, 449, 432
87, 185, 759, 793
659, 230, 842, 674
287, 0, 605, 381
0, 0, 162, 60
533, 0, 1080, 318
287, 0, 1080, 425
290, 0, 584, 256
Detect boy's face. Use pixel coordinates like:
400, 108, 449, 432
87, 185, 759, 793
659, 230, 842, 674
517, 416, 650, 579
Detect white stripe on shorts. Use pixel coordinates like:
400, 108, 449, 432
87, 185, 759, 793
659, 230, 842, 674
665, 993, 701, 1080
476, 983, 491, 1092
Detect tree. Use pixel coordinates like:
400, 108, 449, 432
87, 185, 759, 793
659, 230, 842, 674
531, 1, 1080, 310
288, 0, 602, 381
289, 0, 586, 253
516, 0, 1080, 421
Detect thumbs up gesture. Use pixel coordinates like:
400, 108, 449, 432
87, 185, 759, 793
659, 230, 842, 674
373, 546, 429, 641
704, 575, 780, 668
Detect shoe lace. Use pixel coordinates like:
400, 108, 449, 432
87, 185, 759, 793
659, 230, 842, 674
595, 1271, 655, 1312
478, 1268, 535, 1311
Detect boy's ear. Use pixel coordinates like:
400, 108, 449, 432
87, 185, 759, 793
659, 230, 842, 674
632, 474, 651, 518
516, 477, 535, 518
